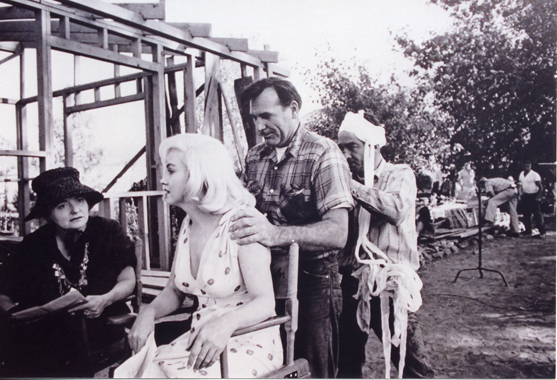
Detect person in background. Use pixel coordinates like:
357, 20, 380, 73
423, 154, 443, 195
229, 78, 354, 378
0, 167, 136, 377
518, 160, 546, 239
336, 111, 434, 378
478, 176, 520, 237
456, 160, 476, 201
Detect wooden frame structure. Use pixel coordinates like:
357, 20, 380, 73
0, 0, 288, 270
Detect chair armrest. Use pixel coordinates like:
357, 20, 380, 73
106, 313, 137, 326
231, 315, 290, 337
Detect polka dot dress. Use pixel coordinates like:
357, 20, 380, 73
142, 208, 283, 378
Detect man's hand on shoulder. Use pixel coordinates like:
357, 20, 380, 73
230, 207, 280, 247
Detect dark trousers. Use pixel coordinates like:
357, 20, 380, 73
338, 271, 434, 378
295, 254, 342, 378
521, 193, 546, 234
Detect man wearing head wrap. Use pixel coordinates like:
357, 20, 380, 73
337, 111, 434, 378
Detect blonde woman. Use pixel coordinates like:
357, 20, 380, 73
117, 134, 282, 378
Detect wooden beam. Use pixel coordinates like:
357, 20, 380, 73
16, 49, 31, 234
0, 150, 47, 158
220, 82, 245, 171
48, 35, 161, 72
118, 2, 165, 20
183, 54, 196, 133
102, 146, 147, 193
247, 50, 279, 63
0, 41, 22, 52
208, 38, 249, 52
62, 95, 73, 167
35, 9, 52, 170
65, 92, 144, 114
0, 5, 34, 20
2, 0, 289, 76
166, 56, 181, 135
203, 53, 222, 140
167, 23, 211, 38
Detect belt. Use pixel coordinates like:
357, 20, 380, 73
300, 251, 333, 262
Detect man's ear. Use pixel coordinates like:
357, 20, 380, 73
290, 100, 300, 118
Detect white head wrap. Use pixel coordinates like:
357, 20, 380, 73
339, 111, 386, 187
339, 110, 390, 264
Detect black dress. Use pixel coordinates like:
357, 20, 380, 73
0, 216, 136, 377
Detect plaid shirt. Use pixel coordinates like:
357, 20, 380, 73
341, 159, 420, 271
244, 125, 353, 229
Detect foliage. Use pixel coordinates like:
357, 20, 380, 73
304, 57, 453, 173
397, 0, 556, 177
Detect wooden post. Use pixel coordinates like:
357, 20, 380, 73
183, 54, 196, 133
113, 45, 121, 98
62, 95, 73, 167
144, 44, 170, 270
35, 9, 53, 171
166, 56, 181, 135
203, 53, 222, 141
16, 49, 30, 235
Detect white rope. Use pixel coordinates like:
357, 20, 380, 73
340, 111, 423, 378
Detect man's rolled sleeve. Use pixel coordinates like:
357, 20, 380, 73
313, 141, 354, 216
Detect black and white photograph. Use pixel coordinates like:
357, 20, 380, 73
0, 0, 555, 378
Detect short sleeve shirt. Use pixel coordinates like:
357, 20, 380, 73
519, 170, 542, 194
244, 126, 353, 228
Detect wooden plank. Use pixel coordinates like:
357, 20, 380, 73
142, 269, 170, 278
0, 5, 34, 20
142, 276, 168, 290
3, 0, 290, 76
62, 95, 73, 167
118, 2, 165, 20
0, 50, 22, 66
48, 35, 161, 72
16, 49, 31, 234
234, 76, 260, 149
208, 37, 248, 52
102, 146, 147, 193
166, 56, 181, 135
0, 41, 22, 52
35, 9, 52, 171
247, 50, 279, 63
203, 53, 221, 140
0, 150, 47, 157
220, 82, 245, 171
167, 22, 212, 38
65, 92, 144, 114
183, 54, 196, 133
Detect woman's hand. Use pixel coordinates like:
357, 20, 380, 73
186, 317, 237, 370
68, 295, 110, 318
128, 308, 156, 353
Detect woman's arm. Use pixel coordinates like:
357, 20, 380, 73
187, 242, 275, 370
127, 265, 186, 352
69, 266, 136, 317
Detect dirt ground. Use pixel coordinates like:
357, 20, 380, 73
363, 229, 556, 379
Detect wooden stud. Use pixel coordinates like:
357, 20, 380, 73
203, 52, 222, 140
62, 95, 73, 167
183, 54, 196, 133
35, 9, 53, 171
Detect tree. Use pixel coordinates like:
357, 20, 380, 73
304, 56, 453, 173
397, 0, 556, 177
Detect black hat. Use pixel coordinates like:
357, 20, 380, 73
25, 167, 103, 221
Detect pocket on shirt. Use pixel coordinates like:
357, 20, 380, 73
278, 185, 314, 224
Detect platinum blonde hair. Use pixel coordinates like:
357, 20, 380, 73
159, 133, 255, 214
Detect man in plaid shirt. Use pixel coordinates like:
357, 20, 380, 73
230, 78, 353, 378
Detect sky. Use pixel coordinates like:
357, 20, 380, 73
0, 0, 454, 194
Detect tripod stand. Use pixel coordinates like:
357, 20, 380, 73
454, 185, 509, 286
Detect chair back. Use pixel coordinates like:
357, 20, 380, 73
270, 244, 299, 366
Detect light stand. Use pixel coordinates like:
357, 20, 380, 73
454, 185, 508, 286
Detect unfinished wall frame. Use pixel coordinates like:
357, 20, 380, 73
0, 0, 288, 270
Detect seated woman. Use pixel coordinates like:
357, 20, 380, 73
116, 134, 282, 378
0, 167, 136, 377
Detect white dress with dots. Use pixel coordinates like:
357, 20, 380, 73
140, 209, 283, 378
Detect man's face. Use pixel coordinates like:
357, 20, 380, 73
338, 131, 365, 177
523, 162, 532, 172
249, 87, 299, 148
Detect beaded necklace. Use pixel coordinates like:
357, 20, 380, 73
53, 242, 89, 296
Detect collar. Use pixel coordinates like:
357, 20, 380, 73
259, 123, 304, 162
374, 157, 387, 179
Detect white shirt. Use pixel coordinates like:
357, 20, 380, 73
519, 170, 542, 194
